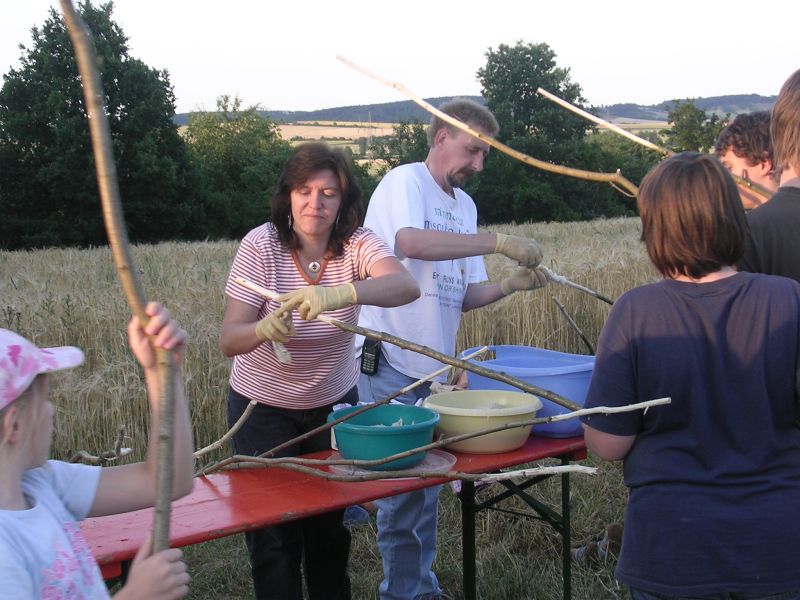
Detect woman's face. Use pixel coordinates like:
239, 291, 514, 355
289, 169, 342, 243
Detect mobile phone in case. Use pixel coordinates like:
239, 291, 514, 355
360, 338, 381, 375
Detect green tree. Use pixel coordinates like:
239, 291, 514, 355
662, 99, 728, 152
473, 41, 622, 223
0, 1, 196, 250
369, 121, 428, 175
184, 95, 291, 239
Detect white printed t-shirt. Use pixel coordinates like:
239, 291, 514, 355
0, 460, 106, 599
225, 224, 394, 409
357, 162, 488, 381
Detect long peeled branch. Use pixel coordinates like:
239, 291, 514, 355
336, 55, 639, 197
60, 0, 175, 552
234, 276, 580, 411
202, 397, 671, 477
536, 86, 773, 201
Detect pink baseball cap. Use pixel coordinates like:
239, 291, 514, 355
0, 329, 84, 410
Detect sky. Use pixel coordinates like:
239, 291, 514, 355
1, 0, 797, 115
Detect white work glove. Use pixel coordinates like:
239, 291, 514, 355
500, 267, 549, 296
278, 283, 357, 320
495, 233, 543, 268
254, 306, 296, 343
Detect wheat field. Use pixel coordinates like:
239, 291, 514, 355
0, 217, 657, 599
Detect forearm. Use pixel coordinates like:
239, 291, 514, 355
395, 228, 497, 261
219, 319, 263, 357
353, 272, 420, 308
461, 282, 506, 312
143, 365, 195, 498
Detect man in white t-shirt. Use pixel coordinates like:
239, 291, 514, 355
356, 99, 546, 600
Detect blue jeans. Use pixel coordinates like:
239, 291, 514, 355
358, 359, 441, 600
629, 588, 800, 600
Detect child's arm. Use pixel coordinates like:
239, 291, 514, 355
89, 301, 195, 517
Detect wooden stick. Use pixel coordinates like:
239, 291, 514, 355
336, 55, 640, 197
552, 296, 595, 355
234, 276, 581, 410
537, 87, 670, 155
194, 400, 257, 458
200, 397, 670, 476
59, 0, 175, 552
536, 86, 773, 201
541, 266, 615, 305
216, 461, 596, 483
197, 347, 489, 474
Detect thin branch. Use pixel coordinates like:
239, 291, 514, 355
551, 296, 595, 355
194, 400, 258, 458
59, 0, 175, 552
336, 55, 639, 197
536, 86, 772, 201
214, 461, 596, 483
540, 266, 615, 305
199, 397, 670, 476
234, 276, 581, 411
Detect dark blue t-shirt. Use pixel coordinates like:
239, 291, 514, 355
582, 272, 800, 596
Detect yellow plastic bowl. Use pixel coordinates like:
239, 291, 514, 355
422, 390, 542, 454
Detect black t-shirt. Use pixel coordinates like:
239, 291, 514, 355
738, 186, 800, 283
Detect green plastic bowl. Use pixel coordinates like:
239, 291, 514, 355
327, 404, 440, 471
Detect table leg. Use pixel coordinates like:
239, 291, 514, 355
460, 481, 477, 600
562, 463, 571, 600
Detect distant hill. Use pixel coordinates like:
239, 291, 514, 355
596, 94, 776, 122
173, 96, 484, 127
173, 93, 776, 126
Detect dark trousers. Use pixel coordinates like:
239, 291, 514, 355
629, 588, 800, 600
227, 386, 357, 600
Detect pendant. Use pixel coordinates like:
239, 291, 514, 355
308, 261, 321, 273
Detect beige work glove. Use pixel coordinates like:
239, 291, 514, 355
500, 267, 549, 296
278, 283, 357, 320
254, 306, 296, 343
495, 233, 543, 268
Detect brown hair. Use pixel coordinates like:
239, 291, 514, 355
637, 152, 747, 279
771, 69, 800, 176
271, 143, 364, 256
714, 111, 773, 166
427, 98, 499, 146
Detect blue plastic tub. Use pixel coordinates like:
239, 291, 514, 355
460, 345, 594, 438
327, 404, 439, 470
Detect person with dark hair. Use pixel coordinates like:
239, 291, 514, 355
739, 69, 800, 283
219, 142, 420, 600
581, 152, 800, 599
356, 99, 546, 600
714, 111, 778, 210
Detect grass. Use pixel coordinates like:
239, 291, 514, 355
0, 216, 655, 599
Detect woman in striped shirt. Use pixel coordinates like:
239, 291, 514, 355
220, 143, 419, 600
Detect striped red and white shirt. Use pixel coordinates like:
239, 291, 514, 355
225, 224, 394, 409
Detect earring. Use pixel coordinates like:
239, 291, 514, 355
335, 213, 341, 229
288, 214, 293, 228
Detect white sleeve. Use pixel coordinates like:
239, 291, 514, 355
44, 460, 101, 521
365, 168, 425, 249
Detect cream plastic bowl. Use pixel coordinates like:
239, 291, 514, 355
422, 390, 542, 454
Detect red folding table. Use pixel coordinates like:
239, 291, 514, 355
81, 435, 586, 600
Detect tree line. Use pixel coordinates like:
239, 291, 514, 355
0, 1, 725, 250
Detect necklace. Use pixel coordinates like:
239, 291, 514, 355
296, 249, 323, 273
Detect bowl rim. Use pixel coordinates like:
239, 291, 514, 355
328, 404, 440, 432
460, 344, 594, 376
422, 390, 542, 417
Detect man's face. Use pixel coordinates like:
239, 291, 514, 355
440, 126, 490, 190
719, 148, 776, 210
